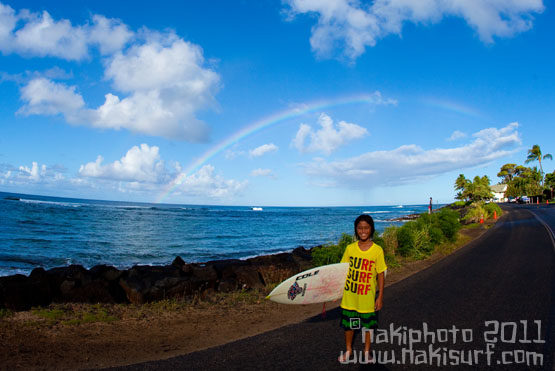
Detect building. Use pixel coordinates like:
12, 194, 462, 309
491, 184, 508, 203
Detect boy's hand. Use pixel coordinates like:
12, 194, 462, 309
375, 296, 383, 311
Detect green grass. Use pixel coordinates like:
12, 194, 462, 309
0, 308, 13, 319
435, 232, 472, 255
464, 223, 493, 229
32, 308, 65, 320
29, 304, 120, 326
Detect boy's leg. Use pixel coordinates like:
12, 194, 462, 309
345, 329, 354, 351
339, 330, 355, 363
363, 329, 371, 352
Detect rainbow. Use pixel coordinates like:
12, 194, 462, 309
155, 92, 396, 203
421, 97, 485, 119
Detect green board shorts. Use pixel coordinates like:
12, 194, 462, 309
340, 308, 379, 330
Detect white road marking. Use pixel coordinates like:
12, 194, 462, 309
528, 209, 555, 254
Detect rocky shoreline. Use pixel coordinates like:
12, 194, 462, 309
385, 213, 421, 222
0, 247, 314, 311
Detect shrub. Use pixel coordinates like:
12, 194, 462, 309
372, 234, 385, 251
384, 253, 401, 268
437, 208, 461, 241
463, 202, 489, 223
452, 200, 467, 207
484, 203, 503, 218
311, 233, 353, 266
429, 226, 445, 245
396, 221, 420, 257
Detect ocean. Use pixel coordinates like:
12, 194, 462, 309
0, 192, 436, 277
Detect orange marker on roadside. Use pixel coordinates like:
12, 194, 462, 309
494, 211, 497, 220
480, 215, 484, 224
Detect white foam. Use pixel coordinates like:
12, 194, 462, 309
19, 199, 83, 208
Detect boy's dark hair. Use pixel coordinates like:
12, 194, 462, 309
354, 214, 375, 239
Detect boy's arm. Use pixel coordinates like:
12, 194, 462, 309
375, 271, 385, 311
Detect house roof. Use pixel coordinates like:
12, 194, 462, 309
491, 184, 508, 193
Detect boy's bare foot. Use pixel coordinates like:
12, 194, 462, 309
338, 349, 353, 363
362, 350, 374, 364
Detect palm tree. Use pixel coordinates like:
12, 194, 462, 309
524, 145, 552, 185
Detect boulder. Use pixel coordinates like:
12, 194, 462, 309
127, 264, 182, 279
118, 264, 216, 304
247, 253, 300, 285
190, 264, 218, 282
217, 279, 238, 293
61, 279, 125, 304
228, 265, 265, 289
90, 265, 123, 282
171, 256, 186, 270
0, 273, 52, 311
45, 264, 93, 300
119, 275, 207, 304
118, 276, 146, 304
0, 247, 315, 309
291, 246, 314, 271
206, 259, 264, 290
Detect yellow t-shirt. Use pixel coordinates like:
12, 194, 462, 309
340, 241, 387, 313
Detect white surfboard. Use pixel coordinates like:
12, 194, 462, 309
266, 263, 349, 304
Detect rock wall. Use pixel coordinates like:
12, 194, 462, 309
0, 247, 314, 311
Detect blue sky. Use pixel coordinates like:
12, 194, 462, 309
0, 0, 553, 206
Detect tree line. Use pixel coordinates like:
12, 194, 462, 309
455, 144, 553, 202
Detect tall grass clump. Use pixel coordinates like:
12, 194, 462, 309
397, 221, 434, 258
380, 226, 400, 267
484, 203, 503, 218
463, 202, 489, 223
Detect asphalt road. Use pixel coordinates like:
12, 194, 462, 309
101, 204, 555, 371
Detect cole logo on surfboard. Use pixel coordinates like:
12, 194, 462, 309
295, 270, 319, 281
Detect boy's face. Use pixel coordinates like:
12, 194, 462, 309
356, 221, 372, 241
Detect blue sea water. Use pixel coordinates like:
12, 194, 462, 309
0, 192, 437, 277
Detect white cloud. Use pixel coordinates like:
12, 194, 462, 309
94, 35, 219, 140
0, 3, 133, 60
301, 122, 521, 187
79, 144, 167, 183
447, 130, 467, 141
77, 145, 246, 199
292, 113, 368, 155
18, 78, 87, 123
0, 161, 65, 185
18, 162, 44, 181
88, 14, 134, 55
17, 35, 220, 141
249, 143, 278, 158
0, 67, 73, 84
175, 165, 248, 198
3, 3, 218, 141
251, 168, 276, 178
284, 0, 544, 60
